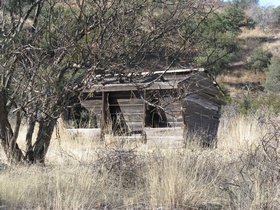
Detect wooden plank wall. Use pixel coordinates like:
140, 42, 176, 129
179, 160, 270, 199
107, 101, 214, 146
158, 98, 183, 128
79, 71, 225, 142
110, 96, 145, 132
80, 100, 102, 127
180, 72, 224, 140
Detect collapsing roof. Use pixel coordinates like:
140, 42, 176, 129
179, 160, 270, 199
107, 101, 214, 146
80, 68, 226, 145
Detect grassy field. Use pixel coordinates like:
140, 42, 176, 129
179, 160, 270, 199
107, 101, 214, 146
0, 111, 279, 209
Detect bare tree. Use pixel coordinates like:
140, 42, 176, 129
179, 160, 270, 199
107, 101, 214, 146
0, 0, 46, 162
1, 0, 223, 164
246, 4, 276, 31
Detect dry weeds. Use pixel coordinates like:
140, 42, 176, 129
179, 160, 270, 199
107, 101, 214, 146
0, 112, 279, 209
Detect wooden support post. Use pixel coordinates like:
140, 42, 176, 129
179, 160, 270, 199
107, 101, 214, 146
101, 92, 109, 140
143, 90, 146, 128
142, 90, 147, 143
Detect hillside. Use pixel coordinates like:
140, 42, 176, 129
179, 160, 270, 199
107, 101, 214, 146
217, 26, 280, 98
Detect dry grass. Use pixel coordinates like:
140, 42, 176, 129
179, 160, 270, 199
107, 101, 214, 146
217, 70, 266, 85
218, 114, 263, 152
1, 111, 279, 209
239, 27, 280, 39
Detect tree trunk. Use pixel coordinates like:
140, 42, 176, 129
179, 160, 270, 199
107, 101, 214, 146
32, 118, 57, 164
24, 116, 36, 163
0, 89, 24, 162
26, 118, 36, 152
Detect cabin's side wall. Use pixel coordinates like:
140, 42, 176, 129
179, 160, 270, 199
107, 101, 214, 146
181, 100, 220, 139
179, 72, 224, 143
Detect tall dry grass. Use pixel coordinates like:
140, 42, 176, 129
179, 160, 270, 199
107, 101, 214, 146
0, 112, 279, 209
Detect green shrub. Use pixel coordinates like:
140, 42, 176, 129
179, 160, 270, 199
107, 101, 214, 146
249, 48, 273, 71
237, 96, 260, 115
264, 56, 280, 93
193, 4, 254, 75
237, 92, 280, 115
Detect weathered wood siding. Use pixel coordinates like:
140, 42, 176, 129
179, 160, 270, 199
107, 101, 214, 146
80, 93, 103, 127
179, 72, 225, 141
109, 92, 145, 133
158, 96, 183, 128
77, 69, 225, 143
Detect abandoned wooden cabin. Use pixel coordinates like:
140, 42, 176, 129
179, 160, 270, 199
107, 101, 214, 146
72, 68, 225, 145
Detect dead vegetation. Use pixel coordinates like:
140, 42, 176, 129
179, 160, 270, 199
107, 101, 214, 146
0, 112, 279, 209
